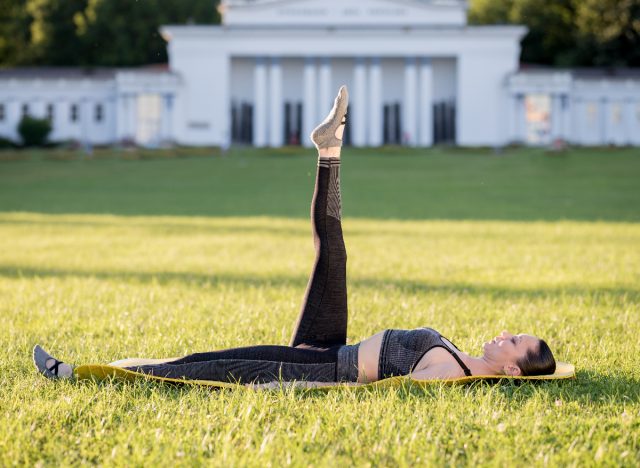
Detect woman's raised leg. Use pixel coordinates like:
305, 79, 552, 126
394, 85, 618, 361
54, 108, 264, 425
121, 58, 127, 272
289, 86, 349, 349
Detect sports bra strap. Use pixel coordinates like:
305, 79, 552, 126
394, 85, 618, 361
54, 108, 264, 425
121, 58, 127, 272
439, 337, 472, 377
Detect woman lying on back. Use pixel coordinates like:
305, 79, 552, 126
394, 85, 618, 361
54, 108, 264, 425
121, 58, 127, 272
34, 86, 556, 386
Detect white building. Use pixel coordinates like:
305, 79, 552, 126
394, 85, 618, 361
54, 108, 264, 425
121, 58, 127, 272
0, 67, 180, 147
1, 0, 639, 148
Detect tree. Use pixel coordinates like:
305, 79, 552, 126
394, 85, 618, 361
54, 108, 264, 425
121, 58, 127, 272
0, 0, 34, 65
0, 0, 221, 67
574, 0, 640, 67
510, 0, 578, 66
74, 0, 220, 66
26, 0, 89, 65
468, 0, 514, 24
469, 0, 640, 67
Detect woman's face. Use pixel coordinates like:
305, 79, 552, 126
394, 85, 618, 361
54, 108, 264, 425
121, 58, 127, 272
483, 331, 539, 375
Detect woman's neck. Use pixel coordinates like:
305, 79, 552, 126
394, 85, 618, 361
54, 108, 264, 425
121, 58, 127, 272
459, 353, 503, 376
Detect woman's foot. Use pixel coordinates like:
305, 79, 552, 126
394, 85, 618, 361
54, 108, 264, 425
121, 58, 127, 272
311, 85, 349, 151
33, 345, 74, 380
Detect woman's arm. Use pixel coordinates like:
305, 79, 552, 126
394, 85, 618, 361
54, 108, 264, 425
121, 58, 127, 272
410, 364, 465, 381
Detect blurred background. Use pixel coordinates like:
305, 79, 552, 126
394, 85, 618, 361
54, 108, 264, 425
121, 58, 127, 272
0, 0, 639, 150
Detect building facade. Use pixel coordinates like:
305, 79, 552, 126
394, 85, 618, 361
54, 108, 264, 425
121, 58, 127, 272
162, 0, 525, 148
0, 0, 639, 148
0, 68, 180, 146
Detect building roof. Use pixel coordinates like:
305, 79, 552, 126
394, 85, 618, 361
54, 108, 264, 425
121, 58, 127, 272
519, 64, 640, 80
0, 65, 171, 81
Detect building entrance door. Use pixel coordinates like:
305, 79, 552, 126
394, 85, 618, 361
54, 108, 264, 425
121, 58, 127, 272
433, 100, 456, 145
136, 94, 162, 147
383, 102, 402, 145
524, 94, 552, 145
231, 101, 253, 145
284, 101, 302, 146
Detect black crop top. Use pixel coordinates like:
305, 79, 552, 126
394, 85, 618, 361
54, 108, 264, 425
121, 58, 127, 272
378, 327, 472, 379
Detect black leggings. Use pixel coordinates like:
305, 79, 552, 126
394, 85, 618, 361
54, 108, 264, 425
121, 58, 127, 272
128, 157, 350, 383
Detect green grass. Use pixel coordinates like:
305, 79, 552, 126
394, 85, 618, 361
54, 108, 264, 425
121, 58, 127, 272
1, 147, 639, 466
1, 146, 639, 221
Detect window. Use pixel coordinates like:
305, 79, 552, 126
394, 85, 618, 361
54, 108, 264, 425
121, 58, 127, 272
0, 104, 5, 121
70, 104, 79, 122
22, 104, 29, 117
46, 104, 54, 121
95, 103, 103, 122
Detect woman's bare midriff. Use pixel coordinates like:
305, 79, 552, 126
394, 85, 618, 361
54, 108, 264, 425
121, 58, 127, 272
356, 331, 385, 383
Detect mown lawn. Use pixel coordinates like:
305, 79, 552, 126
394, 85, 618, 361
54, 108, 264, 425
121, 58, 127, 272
0, 147, 639, 466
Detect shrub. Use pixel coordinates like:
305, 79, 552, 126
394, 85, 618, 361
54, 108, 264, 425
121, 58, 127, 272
17, 116, 52, 147
0, 136, 18, 149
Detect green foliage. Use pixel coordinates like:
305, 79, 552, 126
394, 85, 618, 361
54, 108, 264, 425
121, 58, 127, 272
74, 0, 221, 66
469, 0, 640, 67
1, 0, 638, 68
0, 0, 34, 65
0, 149, 639, 465
0, 136, 18, 149
574, 0, 640, 67
0, 147, 639, 221
17, 115, 52, 146
511, 0, 578, 66
26, 0, 88, 65
467, 0, 514, 24
0, 0, 220, 66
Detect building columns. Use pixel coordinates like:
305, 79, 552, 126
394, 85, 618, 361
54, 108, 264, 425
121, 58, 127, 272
269, 58, 283, 147
318, 58, 332, 123
403, 58, 418, 147
128, 95, 137, 143
106, 97, 117, 144
551, 94, 563, 140
368, 58, 383, 147
7, 100, 20, 141
352, 58, 367, 147
599, 98, 608, 145
116, 96, 124, 141
561, 95, 571, 142
117, 94, 136, 143
625, 99, 638, 145
303, 58, 317, 148
162, 94, 174, 144
253, 57, 268, 147
418, 58, 433, 147
514, 94, 526, 143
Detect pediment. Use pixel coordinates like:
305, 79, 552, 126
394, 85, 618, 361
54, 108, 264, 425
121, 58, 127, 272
221, 0, 468, 27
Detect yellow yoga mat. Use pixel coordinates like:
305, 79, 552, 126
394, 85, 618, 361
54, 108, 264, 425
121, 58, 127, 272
74, 360, 575, 390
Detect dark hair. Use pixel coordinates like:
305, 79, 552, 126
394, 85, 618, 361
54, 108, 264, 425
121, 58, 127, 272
516, 339, 556, 376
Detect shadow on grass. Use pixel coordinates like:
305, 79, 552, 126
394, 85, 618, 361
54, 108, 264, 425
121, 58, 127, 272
395, 370, 640, 405
2, 266, 639, 302
66, 368, 640, 406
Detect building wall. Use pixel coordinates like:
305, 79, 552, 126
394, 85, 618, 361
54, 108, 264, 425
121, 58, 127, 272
432, 58, 457, 102
507, 72, 640, 147
162, 25, 526, 148
0, 71, 180, 146
0, 79, 116, 145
